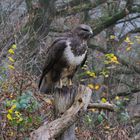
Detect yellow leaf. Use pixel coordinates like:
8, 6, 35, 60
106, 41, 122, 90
15, 111, 21, 117
126, 47, 131, 51
8, 109, 13, 114
94, 84, 100, 90
125, 37, 134, 44
8, 57, 15, 63
88, 84, 94, 89
111, 56, 119, 64
11, 104, 16, 110
110, 35, 116, 39
7, 114, 13, 120
17, 117, 23, 123
8, 49, 14, 54
115, 96, 120, 100
8, 65, 15, 70
89, 72, 96, 77
12, 44, 17, 49
124, 97, 129, 101
86, 71, 91, 75
125, 37, 131, 43
101, 98, 107, 103
112, 56, 117, 61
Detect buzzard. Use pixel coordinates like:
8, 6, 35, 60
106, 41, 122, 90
38, 24, 93, 93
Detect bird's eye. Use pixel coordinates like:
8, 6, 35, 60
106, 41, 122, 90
82, 28, 89, 32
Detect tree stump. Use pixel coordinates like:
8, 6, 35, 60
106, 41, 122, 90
54, 86, 77, 140
30, 85, 92, 140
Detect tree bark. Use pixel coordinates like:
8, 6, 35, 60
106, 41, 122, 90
54, 86, 77, 140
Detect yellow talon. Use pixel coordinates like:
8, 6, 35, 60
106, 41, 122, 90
59, 79, 63, 88
68, 79, 72, 86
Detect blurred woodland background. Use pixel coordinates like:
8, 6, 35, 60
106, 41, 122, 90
0, 0, 140, 139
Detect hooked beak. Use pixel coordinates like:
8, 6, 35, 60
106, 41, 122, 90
89, 30, 93, 38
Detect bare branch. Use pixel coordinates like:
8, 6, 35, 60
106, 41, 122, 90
117, 15, 140, 24
91, 0, 140, 36
88, 103, 116, 112
56, 0, 108, 16
111, 88, 140, 99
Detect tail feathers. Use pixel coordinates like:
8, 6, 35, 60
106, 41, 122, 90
39, 76, 53, 94
38, 74, 44, 89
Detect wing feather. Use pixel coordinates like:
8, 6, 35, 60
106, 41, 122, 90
38, 38, 67, 89
81, 52, 87, 67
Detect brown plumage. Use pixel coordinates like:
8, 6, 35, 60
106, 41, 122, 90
39, 24, 93, 93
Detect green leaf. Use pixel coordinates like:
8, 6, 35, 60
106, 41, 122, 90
97, 114, 103, 123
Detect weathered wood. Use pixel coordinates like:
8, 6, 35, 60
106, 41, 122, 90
30, 85, 117, 140
30, 85, 92, 140
88, 103, 116, 112
54, 86, 77, 116
54, 86, 77, 140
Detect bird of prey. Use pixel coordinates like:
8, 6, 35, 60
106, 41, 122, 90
38, 24, 93, 93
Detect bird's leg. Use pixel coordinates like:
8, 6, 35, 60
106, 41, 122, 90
68, 78, 73, 86
59, 79, 63, 88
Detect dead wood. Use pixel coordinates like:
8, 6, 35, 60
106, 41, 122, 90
30, 85, 116, 140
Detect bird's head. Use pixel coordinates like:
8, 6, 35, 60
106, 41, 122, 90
73, 24, 93, 40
